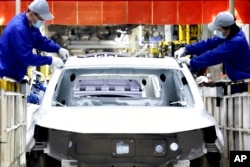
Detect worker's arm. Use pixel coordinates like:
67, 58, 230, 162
32, 28, 61, 53
189, 40, 238, 70
10, 28, 52, 66
185, 37, 224, 55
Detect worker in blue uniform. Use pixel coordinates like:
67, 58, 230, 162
0, 0, 69, 82
175, 11, 250, 81
175, 11, 250, 167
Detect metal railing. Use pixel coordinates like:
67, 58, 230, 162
203, 79, 250, 167
0, 78, 27, 167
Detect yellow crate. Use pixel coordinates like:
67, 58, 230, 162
0, 78, 20, 92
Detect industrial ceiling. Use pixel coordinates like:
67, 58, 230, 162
0, 0, 250, 25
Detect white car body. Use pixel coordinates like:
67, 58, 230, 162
26, 53, 223, 167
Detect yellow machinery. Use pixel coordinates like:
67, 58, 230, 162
39, 65, 51, 81
178, 25, 201, 44
153, 25, 201, 58
27, 65, 51, 82
27, 49, 52, 81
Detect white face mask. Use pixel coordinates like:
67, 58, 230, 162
215, 30, 226, 39
33, 20, 44, 28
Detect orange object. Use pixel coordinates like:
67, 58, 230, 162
1, 0, 250, 26
235, 0, 250, 23
128, 1, 152, 24
153, 1, 177, 24
0, 1, 15, 25
203, 1, 228, 23
52, 1, 77, 25
78, 1, 102, 25
178, 1, 202, 24
103, 1, 127, 24
21, 0, 33, 13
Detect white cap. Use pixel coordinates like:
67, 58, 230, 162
28, 0, 54, 21
208, 11, 235, 31
196, 76, 208, 85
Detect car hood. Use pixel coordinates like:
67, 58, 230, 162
35, 106, 216, 134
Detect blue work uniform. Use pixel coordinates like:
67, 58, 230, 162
0, 12, 61, 82
185, 30, 250, 81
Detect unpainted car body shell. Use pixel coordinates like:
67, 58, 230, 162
26, 54, 224, 167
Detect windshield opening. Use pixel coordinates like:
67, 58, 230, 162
53, 68, 194, 107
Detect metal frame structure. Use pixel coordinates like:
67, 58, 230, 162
203, 80, 250, 167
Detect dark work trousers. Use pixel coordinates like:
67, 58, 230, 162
190, 126, 221, 167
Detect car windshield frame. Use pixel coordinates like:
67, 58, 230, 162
52, 67, 194, 107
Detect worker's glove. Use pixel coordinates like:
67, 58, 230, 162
23, 75, 29, 82
58, 48, 69, 61
52, 57, 64, 68
196, 76, 209, 86
21, 75, 30, 84
174, 47, 186, 59
178, 56, 190, 65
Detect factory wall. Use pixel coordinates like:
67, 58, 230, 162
1, 0, 250, 26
